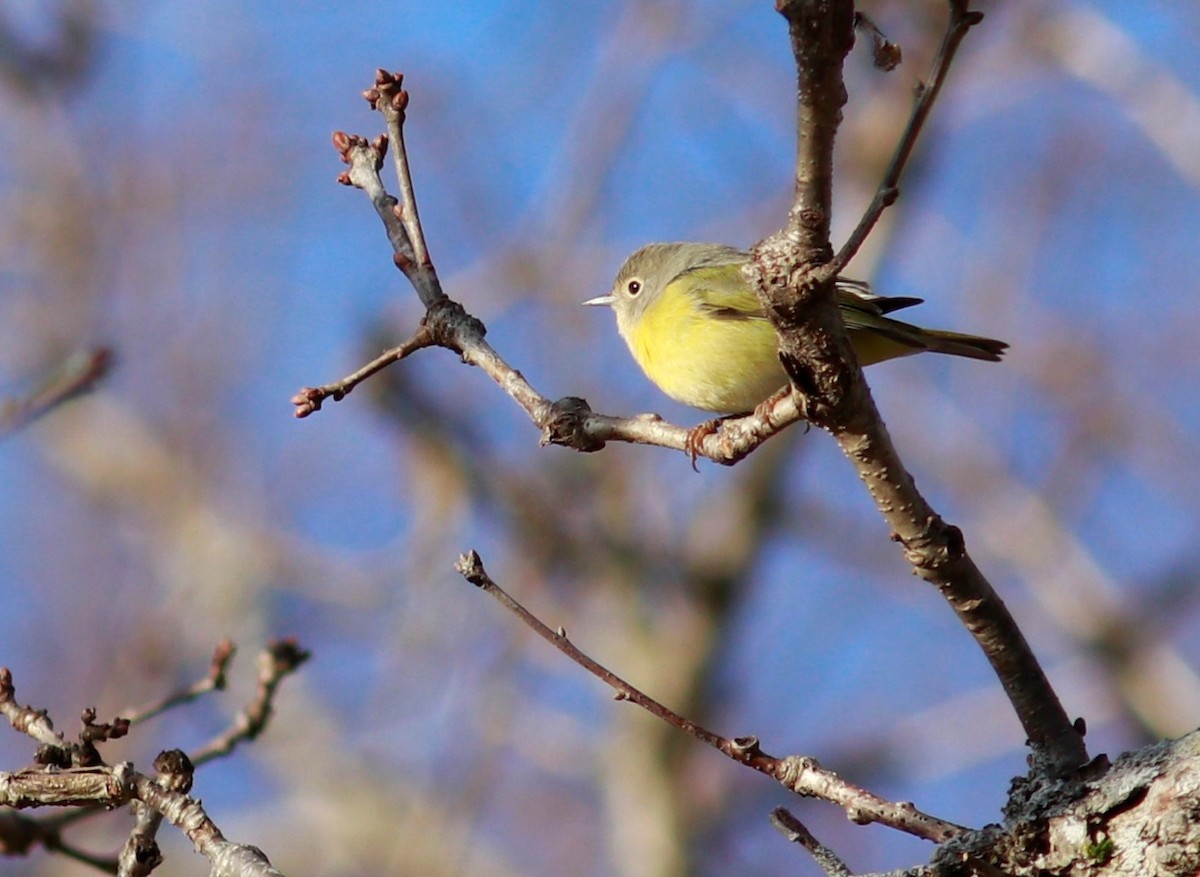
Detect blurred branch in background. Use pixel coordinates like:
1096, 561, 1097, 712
0, 0, 97, 95
0, 348, 111, 440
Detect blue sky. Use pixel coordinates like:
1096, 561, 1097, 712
2, 2, 1199, 876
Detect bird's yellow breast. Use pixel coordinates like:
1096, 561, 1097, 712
622, 277, 787, 414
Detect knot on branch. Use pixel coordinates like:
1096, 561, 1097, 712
730, 735, 763, 760
750, 235, 834, 314
901, 517, 966, 572
422, 299, 485, 351
798, 207, 825, 231
540, 397, 605, 453
775, 754, 819, 791
153, 749, 195, 794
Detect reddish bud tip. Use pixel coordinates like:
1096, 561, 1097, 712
332, 130, 350, 153
292, 387, 322, 416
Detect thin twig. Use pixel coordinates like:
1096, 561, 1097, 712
828, 1, 983, 277
190, 640, 310, 767
770, 808, 852, 877
0, 668, 68, 751
357, 71, 442, 306
374, 71, 430, 269
0, 657, 298, 877
293, 326, 434, 417
123, 639, 235, 726
299, 71, 806, 465
455, 551, 964, 843
0, 347, 112, 440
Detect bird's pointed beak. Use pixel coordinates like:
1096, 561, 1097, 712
582, 294, 615, 307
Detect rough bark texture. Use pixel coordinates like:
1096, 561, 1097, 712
933, 729, 1200, 876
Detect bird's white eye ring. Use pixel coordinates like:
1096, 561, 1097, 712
627, 279, 642, 296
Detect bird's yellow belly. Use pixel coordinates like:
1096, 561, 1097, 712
626, 297, 786, 414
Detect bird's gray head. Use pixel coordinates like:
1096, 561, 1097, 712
584, 242, 743, 338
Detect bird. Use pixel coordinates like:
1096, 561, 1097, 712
585, 242, 1006, 416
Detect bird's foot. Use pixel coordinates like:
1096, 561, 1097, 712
685, 416, 737, 470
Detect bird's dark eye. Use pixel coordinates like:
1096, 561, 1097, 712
627, 279, 642, 296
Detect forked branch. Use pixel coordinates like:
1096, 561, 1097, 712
757, 0, 1088, 777
293, 71, 806, 464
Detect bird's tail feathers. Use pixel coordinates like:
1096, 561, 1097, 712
916, 326, 1008, 362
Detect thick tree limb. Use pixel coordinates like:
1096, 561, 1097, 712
751, 0, 1088, 778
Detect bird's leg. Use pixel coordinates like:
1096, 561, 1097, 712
685, 417, 730, 470
685, 385, 795, 469
752, 384, 794, 423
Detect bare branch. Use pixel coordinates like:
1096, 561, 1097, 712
293, 326, 435, 417
754, 0, 1089, 777
0, 668, 68, 752
369, 70, 430, 270
770, 808, 851, 877
0, 347, 112, 440
134, 764, 286, 877
122, 638, 236, 726
456, 551, 964, 843
0, 764, 135, 809
309, 38, 1088, 775
0, 657, 297, 877
299, 72, 806, 465
116, 750, 193, 877
190, 639, 310, 767
832, 1, 984, 275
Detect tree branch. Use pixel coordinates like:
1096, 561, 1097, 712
121, 638, 235, 727
831, 0, 983, 275
752, 1, 1088, 777
301, 17, 1089, 777
0, 347, 112, 440
0, 645, 303, 875
770, 808, 851, 877
456, 550, 964, 844
294, 71, 804, 465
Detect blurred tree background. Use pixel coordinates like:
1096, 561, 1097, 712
2, 1, 1199, 875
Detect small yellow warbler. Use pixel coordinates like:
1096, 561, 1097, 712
585, 242, 1006, 414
